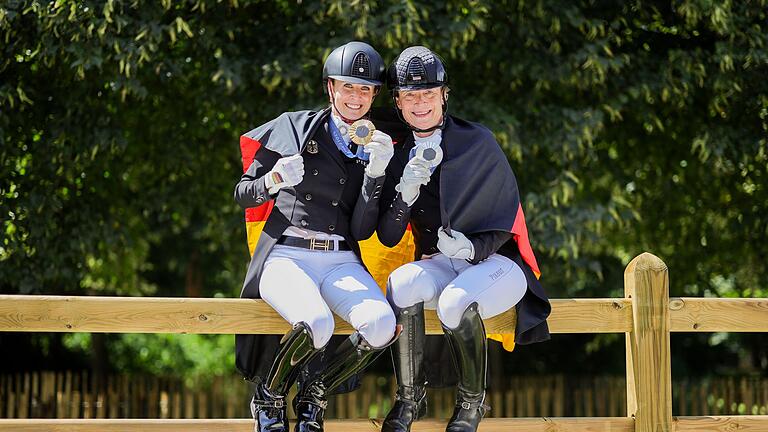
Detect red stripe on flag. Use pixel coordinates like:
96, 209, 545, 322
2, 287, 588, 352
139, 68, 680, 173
511, 202, 541, 277
245, 203, 274, 223
240, 135, 262, 172
240, 134, 273, 222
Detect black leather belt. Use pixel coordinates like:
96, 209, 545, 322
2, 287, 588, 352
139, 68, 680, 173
276, 236, 352, 251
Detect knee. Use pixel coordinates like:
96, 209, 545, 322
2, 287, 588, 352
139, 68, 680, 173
357, 304, 397, 349
387, 263, 431, 309
303, 311, 335, 349
437, 290, 474, 330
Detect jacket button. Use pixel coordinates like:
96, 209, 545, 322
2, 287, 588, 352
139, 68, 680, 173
425, 228, 432, 233
331, 200, 339, 207
328, 225, 335, 231
417, 209, 425, 214
305, 193, 313, 201
312, 169, 319, 176
339, 178, 346, 185
300, 219, 309, 227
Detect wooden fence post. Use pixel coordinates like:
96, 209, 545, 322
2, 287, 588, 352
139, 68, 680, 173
625, 252, 672, 432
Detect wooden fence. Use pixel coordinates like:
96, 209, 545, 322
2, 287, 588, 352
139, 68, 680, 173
0, 252, 767, 431
2, 371, 768, 420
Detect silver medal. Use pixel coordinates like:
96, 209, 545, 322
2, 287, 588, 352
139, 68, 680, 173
414, 140, 443, 167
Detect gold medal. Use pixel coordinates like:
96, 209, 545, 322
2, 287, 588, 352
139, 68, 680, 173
349, 119, 375, 145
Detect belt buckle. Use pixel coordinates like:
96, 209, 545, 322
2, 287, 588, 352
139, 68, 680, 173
310, 238, 332, 251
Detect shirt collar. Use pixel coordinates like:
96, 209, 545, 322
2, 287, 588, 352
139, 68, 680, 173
330, 113, 352, 144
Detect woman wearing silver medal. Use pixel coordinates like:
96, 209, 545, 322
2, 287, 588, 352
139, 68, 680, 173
364, 46, 551, 432
234, 41, 400, 432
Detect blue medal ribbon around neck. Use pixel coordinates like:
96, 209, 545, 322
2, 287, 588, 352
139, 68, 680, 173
328, 119, 369, 161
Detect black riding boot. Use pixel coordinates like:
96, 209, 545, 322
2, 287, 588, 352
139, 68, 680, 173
381, 302, 427, 432
442, 303, 489, 432
293, 328, 401, 432
250, 323, 319, 432
292, 379, 327, 432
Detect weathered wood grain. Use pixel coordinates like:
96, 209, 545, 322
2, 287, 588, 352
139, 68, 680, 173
0, 417, 635, 431
625, 252, 672, 432
0, 295, 632, 335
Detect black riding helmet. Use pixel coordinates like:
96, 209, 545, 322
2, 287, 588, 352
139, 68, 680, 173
323, 41, 386, 86
387, 46, 448, 91
387, 46, 449, 133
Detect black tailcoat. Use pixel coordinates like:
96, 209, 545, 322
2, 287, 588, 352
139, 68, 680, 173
234, 108, 385, 389
371, 115, 552, 386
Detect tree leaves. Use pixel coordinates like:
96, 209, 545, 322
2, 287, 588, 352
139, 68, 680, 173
1, 0, 765, 375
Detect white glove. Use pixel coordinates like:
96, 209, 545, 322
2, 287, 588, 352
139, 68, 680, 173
364, 130, 394, 178
437, 228, 475, 260
395, 156, 431, 206
264, 154, 304, 195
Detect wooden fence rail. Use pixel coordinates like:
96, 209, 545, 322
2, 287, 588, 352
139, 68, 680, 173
2, 371, 768, 419
0, 252, 767, 431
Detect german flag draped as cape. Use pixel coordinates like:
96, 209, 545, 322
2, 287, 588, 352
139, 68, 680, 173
239, 114, 416, 291
436, 116, 550, 349
236, 109, 415, 389
238, 111, 547, 360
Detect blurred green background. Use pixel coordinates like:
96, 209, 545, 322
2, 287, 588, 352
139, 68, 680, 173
1, 0, 766, 404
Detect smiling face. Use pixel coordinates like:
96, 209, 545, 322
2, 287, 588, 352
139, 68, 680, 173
328, 79, 376, 121
395, 87, 445, 135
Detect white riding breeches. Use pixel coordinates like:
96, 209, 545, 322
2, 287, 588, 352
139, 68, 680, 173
259, 245, 397, 349
387, 253, 527, 329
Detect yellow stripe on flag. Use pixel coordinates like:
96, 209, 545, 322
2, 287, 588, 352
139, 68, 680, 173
360, 231, 415, 292
488, 333, 516, 351
245, 221, 267, 257
246, 221, 516, 351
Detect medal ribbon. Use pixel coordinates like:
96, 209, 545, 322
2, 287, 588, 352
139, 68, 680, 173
328, 120, 369, 161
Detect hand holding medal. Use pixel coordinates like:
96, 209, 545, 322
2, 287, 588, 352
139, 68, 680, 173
360, 122, 394, 178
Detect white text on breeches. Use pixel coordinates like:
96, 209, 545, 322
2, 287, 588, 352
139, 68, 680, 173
388, 253, 526, 329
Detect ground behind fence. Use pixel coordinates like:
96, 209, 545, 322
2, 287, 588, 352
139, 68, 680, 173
2, 371, 767, 419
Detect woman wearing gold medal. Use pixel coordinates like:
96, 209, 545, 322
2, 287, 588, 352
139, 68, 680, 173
234, 41, 400, 432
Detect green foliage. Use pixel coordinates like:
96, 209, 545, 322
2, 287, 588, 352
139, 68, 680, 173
63, 333, 234, 385
1, 0, 766, 376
